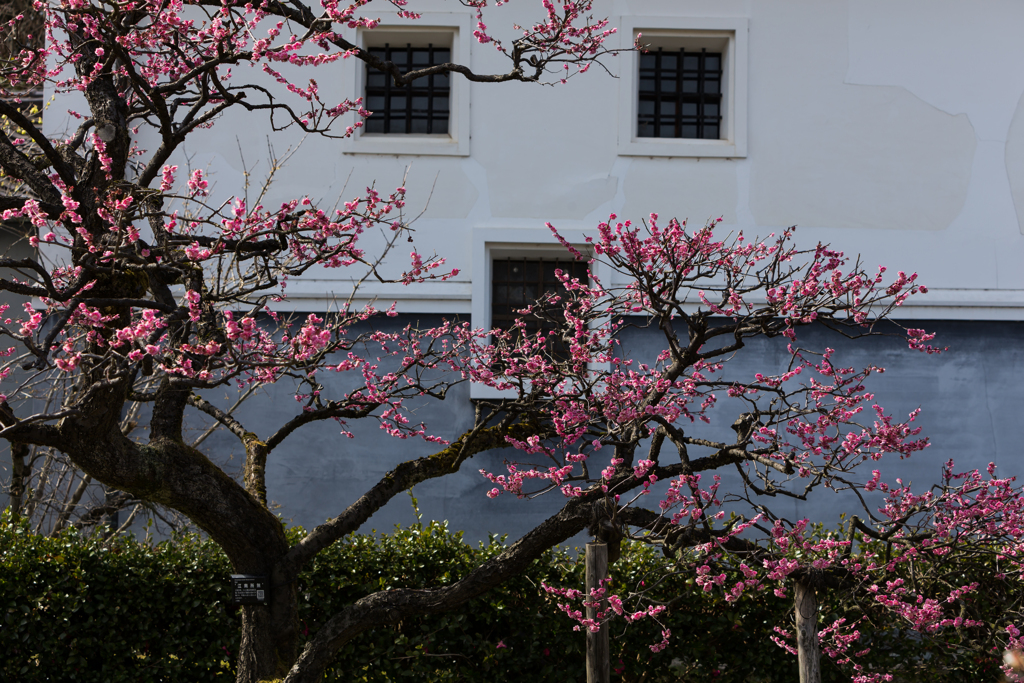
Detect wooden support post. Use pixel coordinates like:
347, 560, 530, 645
795, 581, 821, 683
585, 542, 609, 683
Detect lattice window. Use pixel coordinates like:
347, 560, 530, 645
638, 48, 722, 139
364, 44, 451, 134
491, 258, 589, 361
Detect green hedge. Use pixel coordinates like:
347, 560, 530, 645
0, 512, 1005, 682
0, 516, 236, 681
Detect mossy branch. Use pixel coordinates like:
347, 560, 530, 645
276, 419, 549, 583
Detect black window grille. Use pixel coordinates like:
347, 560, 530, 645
491, 257, 589, 362
638, 48, 722, 139
364, 44, 451, 134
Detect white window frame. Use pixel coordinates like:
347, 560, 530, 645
340, 12, 472, 156
470, 227, 612, 400
617, 16, 748, 158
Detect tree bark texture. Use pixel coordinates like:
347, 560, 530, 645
8, 441, 28, 518
795, 581, 821, 683
585, 542, 610, 683
238, 594, 299, 683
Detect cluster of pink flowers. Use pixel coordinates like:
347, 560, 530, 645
541, 578, 670, 652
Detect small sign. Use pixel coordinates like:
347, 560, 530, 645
230, 574, 269, 605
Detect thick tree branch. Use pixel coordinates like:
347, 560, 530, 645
0, 99, 77, 186
0, 128, 61, 204
277, 419, 545, 582
150, 380, 189, 442
283, 496, 592, 683
0, 194, 63, 219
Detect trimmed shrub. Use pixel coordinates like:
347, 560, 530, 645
0, 511, 1006, 682
0, 515, 237, 682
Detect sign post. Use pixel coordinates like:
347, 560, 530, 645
230, 574, 269, 606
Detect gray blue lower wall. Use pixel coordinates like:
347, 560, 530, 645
220, 315, 1024, 545
2, 315, 1022, 547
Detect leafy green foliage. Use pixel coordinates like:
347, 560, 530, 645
0, 511, 1008, 682
0, 512, 237, 682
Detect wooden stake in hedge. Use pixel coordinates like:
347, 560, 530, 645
795, 580, 821, 683
585, 542, 610, 683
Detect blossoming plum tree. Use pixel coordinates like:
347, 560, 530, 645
0, 1, 630, 680
484, 218, 1024, 681
1, 1, 1016, 682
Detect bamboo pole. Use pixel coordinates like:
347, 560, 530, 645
795, 581, 821, 683
585, 542, 609, 683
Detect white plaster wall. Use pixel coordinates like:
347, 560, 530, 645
42, 0, 1024, 318
35, 0, 1024, 540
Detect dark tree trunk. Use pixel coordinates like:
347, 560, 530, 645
46, 408, 299, 680
237, 584, 299, 683
8, 441, 28, 518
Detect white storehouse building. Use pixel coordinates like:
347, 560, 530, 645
27, 0, 1024, 540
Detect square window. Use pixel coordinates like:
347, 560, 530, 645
616, 17, 748, 158
365, 44, 451, 135
340, 13, 471, 156
470, 230, 613, 400
491, 256, 589, 363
